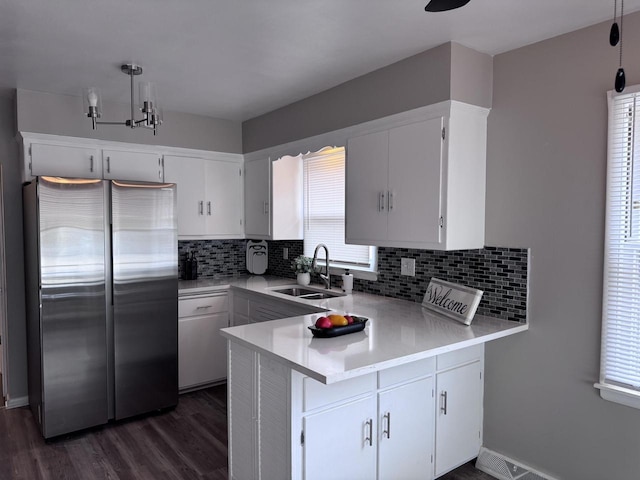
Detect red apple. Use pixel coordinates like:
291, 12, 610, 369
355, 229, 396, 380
315, 317, 332, 329
345, 315, 354, 325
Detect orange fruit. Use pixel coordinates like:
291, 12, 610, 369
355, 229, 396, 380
328, 314, 348, 327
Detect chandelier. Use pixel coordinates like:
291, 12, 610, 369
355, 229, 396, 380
84, 64, 162, 135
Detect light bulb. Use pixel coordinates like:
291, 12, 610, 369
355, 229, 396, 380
87, 90, 98, 107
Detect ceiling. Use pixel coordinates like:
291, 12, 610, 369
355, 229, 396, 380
2, 0, 639, 122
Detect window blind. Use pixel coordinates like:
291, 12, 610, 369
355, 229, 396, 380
600, 88, 640, 398
302, 147, 374, 269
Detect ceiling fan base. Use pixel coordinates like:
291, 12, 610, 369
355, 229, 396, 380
425, 0, 471, 12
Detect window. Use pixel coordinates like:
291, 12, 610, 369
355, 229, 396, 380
302, 146, 376, 273
597, 86, 640, 409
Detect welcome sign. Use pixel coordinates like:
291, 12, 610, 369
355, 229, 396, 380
422, 278, 483, 325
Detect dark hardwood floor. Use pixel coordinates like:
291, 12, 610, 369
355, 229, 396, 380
0, 384, 494, 479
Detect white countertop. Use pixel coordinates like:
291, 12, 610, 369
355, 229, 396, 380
185, 275, 529, 384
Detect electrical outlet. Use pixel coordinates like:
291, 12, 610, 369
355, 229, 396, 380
400, 258, 415, 276
283, 247, 289, 260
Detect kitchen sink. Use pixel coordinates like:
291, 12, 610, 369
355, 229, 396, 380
271, 286, 346, 299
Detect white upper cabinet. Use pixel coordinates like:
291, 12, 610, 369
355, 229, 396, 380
345, 102, 488, 250
102, 149, 163, 182
163, 154, 244, 239
22, 134, 164, 183
244, 157, 271, 238
29, 143, 102, 179
244, 155, 303, 240
206, 160, 244, 236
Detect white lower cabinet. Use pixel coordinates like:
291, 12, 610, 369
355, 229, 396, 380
227, 340, 484, 480
434, 354, 483, 477
178, 291, 229, 391
378, 376, 435, 479
304, 395, 378, 480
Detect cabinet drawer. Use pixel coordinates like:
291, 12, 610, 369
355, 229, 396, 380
436, 343, 484, 371
303, 373, 376, 412
378, 356, 435, 389
179, 293, 228, 317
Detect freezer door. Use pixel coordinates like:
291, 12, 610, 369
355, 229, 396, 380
37, 177, 108, 438
111, 181, 178, 419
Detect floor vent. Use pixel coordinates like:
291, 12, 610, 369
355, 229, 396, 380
475, 447, 557, 480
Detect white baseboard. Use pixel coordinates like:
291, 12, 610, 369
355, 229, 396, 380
6, 395, 28, 409
476, 447, 558, 480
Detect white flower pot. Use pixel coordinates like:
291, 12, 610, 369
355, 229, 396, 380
297, 272, 311, 286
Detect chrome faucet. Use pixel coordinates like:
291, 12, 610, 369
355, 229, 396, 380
312, 243, 331, 289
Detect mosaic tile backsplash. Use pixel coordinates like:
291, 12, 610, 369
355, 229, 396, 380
354, 246, 528, 322
178, 240, 247, 279
179, 239, 528, 323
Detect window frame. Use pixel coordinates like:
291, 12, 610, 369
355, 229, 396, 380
596, 85, 640, 409
301, 146, 378, 278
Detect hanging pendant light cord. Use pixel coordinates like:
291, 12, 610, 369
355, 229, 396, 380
620, 0, 624, 67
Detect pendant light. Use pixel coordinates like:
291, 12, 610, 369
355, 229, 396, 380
84, 64, 162, 135
610, 0, 620, 46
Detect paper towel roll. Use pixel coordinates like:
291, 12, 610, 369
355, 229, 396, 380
342, 270, 353, 294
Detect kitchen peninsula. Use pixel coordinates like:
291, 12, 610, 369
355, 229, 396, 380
215, 277, 527, 480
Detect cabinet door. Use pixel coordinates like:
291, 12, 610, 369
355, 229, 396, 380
378, 377, 435, 480
102, 149, 162, 182
178, 311, 229, 389
387, 118, 443, 245
435, 361, 482, 477
30, 143, 101, 179
303, 396, 377, 480
205, 161, 243, 236
345, 130, 389, 244
272, 155, 303, 240
244, 158, 271, 238
163, 155, 206, 236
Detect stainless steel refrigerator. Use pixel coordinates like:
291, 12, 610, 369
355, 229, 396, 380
23, 176, 178, 438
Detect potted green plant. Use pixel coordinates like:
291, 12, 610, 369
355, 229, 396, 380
292, 255, 313, 286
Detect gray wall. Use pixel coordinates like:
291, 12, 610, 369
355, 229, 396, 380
17, 89, 242, 153
0, 88, 27, 403
484, 13, 640, 480
242, 42, 492, 153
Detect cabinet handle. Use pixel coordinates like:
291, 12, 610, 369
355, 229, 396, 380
440, 391, 448, 415
388, 190, 394, 211
196, 305, 213, 310
106, 156, 111, 173
364, 419, 373, 446
89, 155, 94, 173
379, 192, 385, 212
199, 201, 204, 215
383, 412, 391, 439
264, 202, 269, 215
207, 201, 212, 215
